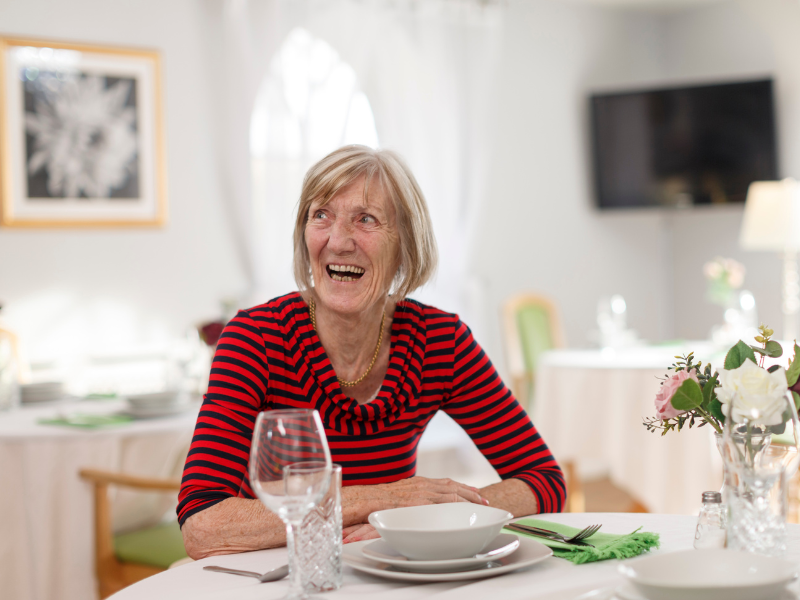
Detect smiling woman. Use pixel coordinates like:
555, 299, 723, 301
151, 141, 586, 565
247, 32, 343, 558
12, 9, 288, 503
177, 145, 565, 558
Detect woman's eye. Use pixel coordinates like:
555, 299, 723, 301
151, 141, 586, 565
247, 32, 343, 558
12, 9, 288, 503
359, 215, 376, 224
313, 210, 326, 219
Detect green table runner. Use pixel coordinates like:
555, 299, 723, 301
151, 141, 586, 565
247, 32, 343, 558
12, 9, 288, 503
504, 518, 660, 564
38, 413, 133, 429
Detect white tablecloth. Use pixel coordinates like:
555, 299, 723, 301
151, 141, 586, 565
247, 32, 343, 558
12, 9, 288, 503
108, 513, 800, 600
532, 346, 725, 515
0, 399, 199, 600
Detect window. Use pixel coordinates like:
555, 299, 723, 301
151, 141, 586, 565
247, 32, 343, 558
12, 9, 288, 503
250, 28, 378, 298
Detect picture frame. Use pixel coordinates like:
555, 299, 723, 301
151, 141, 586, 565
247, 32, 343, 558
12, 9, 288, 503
0, 37, 167, 227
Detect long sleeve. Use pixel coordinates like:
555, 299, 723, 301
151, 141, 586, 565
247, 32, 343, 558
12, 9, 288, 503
177, 311, 269, 526
443, 319, 566, 513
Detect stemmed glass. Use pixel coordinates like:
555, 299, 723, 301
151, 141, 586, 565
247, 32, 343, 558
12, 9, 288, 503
250, 409, 332, 599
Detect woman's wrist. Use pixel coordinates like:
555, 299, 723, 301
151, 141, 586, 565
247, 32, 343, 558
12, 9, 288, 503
341, 484, 386, 526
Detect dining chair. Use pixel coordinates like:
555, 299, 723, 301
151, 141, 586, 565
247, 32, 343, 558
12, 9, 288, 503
79, 468, 188, 598
502, 293, 565, 411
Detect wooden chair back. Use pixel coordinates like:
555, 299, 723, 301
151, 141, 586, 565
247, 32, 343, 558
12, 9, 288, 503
79, 469, 181, 599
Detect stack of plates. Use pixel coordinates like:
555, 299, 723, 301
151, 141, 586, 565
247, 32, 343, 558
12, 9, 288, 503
124, 391, 192, 418
342, 533, 552, 582
21, 381, 64, 404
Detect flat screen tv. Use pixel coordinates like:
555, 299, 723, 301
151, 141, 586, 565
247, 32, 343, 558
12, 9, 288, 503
590, 79, 777, 209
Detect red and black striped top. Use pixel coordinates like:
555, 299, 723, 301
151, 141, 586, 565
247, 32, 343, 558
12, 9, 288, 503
177, 292, 565, 525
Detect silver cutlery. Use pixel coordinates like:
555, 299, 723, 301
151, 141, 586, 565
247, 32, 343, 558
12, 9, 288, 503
505, 523, 601, 547
203, 564, 290, 582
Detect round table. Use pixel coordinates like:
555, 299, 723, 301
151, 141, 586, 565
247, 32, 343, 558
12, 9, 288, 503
108, 513, 800, 600
0, 399, 200, 600
533, 345, 725, 515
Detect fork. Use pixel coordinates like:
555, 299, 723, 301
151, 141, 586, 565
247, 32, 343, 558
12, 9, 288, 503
506, 523, 602, 546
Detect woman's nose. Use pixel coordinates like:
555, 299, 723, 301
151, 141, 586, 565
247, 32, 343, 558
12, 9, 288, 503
327, 219, 356, 253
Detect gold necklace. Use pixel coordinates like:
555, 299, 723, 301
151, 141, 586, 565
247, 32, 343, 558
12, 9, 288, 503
308, 298, 386, 387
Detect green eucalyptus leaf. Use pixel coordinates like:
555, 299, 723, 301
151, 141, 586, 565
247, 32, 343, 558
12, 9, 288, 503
701, 373, 717, 408
786, 344, 800, 387
724, 340, 758, 370
670, 378, 704, 411
765, 340, 783, 358
768, 365, 781, 373
709, 398, 726, 425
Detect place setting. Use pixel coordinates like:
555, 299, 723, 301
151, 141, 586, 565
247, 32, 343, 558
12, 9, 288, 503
341, 503, 553, 582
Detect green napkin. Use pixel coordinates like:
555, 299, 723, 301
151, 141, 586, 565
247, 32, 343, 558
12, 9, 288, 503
38, 413, 133, 429
504, 518, 660, 564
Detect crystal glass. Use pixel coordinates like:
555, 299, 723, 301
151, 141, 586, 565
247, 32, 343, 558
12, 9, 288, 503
720, 391, 800, 556
250, 410, 332, 600
295, 464, 342, 592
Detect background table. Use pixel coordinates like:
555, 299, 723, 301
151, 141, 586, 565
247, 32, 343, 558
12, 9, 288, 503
532, 345, 726, 515
108, 513, 800, 600
0, 399, 199, 600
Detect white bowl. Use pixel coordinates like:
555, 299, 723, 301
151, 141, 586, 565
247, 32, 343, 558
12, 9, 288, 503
367, 503, 513, 560
619, 549, 797, 600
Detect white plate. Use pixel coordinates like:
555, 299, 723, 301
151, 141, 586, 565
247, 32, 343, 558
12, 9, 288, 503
123, 402, 193, 418
619, 549, 797, 600
362, 533, 520, 572
343, 535, 552, 582
575, 584, 797, 600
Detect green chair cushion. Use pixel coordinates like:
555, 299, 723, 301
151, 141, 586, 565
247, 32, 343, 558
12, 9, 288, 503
516, 305, 554, 373
114, 520, 188, 569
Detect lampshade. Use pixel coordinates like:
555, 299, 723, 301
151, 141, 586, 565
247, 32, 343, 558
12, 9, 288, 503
740, 179, 800, 251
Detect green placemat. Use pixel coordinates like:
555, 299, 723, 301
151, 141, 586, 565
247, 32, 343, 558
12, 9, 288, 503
504, 519, 660, 564
38, 413, 133, 429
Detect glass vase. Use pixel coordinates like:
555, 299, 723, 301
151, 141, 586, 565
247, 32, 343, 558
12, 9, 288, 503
719, 392, 800, 557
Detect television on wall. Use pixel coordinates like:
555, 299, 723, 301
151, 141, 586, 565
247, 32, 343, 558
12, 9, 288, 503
590, 78, 778, 209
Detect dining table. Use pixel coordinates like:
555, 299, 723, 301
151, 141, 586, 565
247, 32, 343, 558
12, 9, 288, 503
532, 343, 727, 515
108, 512, 800, 600
0, 397, 200, 600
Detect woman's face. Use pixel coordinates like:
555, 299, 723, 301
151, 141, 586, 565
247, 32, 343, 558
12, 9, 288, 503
305, 175, 400, 316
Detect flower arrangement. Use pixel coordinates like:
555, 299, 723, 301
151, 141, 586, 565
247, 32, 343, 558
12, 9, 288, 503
644, 325, 800, 435
703, 257, 745, 307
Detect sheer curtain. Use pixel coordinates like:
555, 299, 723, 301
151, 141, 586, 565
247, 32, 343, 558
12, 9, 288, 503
209, 0, 503, 338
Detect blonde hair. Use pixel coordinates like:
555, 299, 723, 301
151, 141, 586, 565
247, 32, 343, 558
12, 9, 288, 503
293, 145, 437, 300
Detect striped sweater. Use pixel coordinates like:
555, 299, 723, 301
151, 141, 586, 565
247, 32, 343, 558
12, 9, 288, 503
177, 292, 565, 525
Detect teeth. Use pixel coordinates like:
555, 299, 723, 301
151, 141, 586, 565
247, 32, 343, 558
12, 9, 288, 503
331, 274, 355, 282
328, 265, 364, 274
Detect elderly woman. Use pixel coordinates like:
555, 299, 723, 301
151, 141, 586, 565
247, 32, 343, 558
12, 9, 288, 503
178, 145, 565, 558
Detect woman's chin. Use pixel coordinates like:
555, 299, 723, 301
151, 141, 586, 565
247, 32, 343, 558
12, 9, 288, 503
316, 279, 382, 314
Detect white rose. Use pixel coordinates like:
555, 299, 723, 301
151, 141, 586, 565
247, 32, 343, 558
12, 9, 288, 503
717, 360, 788, 425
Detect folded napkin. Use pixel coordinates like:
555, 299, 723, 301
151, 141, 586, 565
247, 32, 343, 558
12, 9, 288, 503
504, 518, 660, 565
38, 413, 133, 429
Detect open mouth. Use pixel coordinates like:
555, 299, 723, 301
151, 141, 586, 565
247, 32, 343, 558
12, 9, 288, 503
326, 264, 365, 282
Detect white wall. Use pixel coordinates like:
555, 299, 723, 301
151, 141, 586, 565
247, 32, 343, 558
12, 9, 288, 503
477, 0, 799, 371
0, 0, 248, 362
662, 0, 800, 341
476, 0, 673, 365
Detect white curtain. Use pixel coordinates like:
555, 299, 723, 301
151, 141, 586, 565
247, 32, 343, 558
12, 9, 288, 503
206, 0, 503, 338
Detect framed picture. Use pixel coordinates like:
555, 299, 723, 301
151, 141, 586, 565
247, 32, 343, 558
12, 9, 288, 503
0, 37, 166, 227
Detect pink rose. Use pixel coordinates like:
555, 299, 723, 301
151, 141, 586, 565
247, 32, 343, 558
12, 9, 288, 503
654, 369, 699, 420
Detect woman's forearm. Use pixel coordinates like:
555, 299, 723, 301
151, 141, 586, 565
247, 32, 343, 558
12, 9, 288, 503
182, 497, 286, 559
480, 478, 539, 517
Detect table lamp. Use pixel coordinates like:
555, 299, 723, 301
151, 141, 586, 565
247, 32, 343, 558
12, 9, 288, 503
739, 178, 800, 341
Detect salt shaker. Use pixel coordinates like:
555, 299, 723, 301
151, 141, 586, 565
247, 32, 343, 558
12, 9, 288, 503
694, 491, 726, 549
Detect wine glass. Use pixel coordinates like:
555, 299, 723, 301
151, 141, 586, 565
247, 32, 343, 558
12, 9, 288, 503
250, 409, 332, 599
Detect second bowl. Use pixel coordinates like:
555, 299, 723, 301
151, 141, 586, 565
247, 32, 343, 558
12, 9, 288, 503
368, 503, 513, 561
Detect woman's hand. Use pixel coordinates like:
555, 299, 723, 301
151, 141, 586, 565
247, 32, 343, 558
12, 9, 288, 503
342, 523, 380, 544
376, 476, 490, 507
